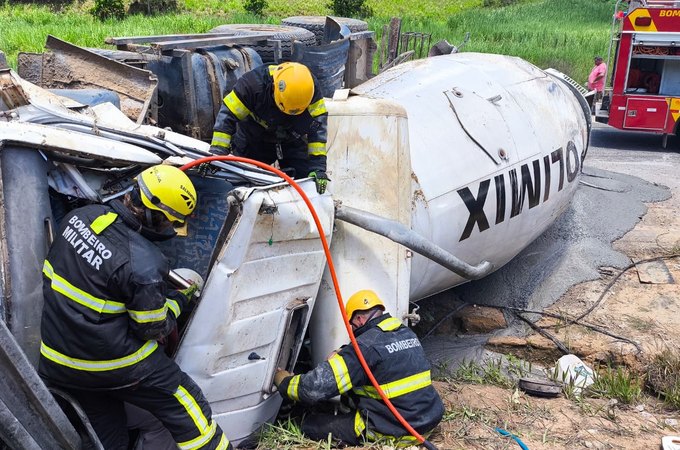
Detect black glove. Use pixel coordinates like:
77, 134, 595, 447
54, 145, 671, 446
308, 171, 329, 194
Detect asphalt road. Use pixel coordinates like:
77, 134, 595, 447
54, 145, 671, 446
421, 122, 679, 367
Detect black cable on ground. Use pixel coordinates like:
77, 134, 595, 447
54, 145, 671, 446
548, 254, 680, 327
513, 312, 570, 354
506, 306, 643, 354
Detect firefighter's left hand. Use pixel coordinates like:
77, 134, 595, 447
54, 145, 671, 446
179, 282, 199, 301
274, 368, 293, 387
308, 171, 329, 194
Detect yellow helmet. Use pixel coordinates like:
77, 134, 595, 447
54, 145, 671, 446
137, 165, 197, 223
345, 290, 385, 321
272, 62, 314, 115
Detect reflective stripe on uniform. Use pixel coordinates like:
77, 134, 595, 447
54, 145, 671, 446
175, 385, 216, 449
328, 354, 353, 394
352, 370, 431, 400
377, 317, 403, 332
307, 142, 327, 156
307, 98, 327, 117
40, 340, 158, 372
354, 410, 427, 447
211, 131, 231, 148
43, 260, 126, 315
166, 299, 181, 318
90, 212, 118, 235
354, 410, 366, 436
128, 304, 168, 324
365, 428, 423, 447
223, 91, 251, 120
177, 420, 219, 450
287, 374, 301, 401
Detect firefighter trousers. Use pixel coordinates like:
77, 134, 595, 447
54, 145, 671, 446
66, 357, 231, 450
301, 410, 361, 446
231, 128, 312, 178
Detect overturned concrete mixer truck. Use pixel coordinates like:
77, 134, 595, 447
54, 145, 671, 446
0, 19, 591, 448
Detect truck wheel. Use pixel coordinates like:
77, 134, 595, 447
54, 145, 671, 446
209, 24, 316, 63
281, 16, 369, 44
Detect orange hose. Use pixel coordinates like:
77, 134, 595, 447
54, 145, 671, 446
180, 156, 434, 448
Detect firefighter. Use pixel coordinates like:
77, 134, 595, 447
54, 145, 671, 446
38, 165, 231, 450
274, 290, 444, 447
209, 62, 330, 194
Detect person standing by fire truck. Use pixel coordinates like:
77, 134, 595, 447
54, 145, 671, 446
588, 56, 607, 104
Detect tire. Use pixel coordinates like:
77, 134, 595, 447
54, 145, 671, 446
281, 16, 369, 45
209, 24, 316, 63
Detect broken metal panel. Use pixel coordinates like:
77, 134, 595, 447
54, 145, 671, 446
0, 122, 163, 165
0, 318, 80, 449
21, 36, 158, 124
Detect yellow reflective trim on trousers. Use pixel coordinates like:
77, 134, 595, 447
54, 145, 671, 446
365, 428, 425, 447
353, 370, 431, 400
328, 354, 352, 394
175, 385, 212, 449
354, 410, 366, 437
211, 132, 231, 148
166, 299, 180, 318
377, 317, 403, 332
287, 375, 301, 401
40, 340, 158, 371
307, 142, 327, 156
43, 260, 126, 315
307, 98, 327, 117
177, 420, 219, 450
128, 304, 168, 324
215, 433, 230, 450
90, 212, 118, 235
223, 91, 250, 120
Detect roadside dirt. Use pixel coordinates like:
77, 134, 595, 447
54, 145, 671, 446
419, 167, 680, 449
346, 157, 680, 448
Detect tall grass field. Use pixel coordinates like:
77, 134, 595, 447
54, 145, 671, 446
1, 0, 613, 90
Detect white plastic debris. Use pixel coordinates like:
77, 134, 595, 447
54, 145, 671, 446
555, 354, 597, 394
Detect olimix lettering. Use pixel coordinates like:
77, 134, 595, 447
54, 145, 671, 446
62, 215, 113, 270
457, 141, 581, 241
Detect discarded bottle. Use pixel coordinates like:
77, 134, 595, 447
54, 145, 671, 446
555, 354, 596, 394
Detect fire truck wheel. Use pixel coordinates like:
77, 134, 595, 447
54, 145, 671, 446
281, 16, 369, 45
209, 24, 316, 63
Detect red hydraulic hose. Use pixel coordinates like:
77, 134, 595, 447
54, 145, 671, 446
180, 156, 437, 450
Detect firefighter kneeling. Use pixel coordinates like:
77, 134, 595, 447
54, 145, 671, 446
274, 290, 444, 447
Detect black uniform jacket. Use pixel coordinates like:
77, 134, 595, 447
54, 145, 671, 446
39, 202, 189, 389
278, 313, 444, 439
211, 64, 328, 173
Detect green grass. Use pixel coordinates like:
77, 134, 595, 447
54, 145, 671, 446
589, 365, 643, 405
2, 0, 614, 82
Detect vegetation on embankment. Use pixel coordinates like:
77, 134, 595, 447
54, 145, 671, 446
2, 0, 614, 86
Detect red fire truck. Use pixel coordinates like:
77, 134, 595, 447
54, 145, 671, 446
597, 0, 680, 146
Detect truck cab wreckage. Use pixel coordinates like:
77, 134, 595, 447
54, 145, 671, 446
0, 20, 591, 448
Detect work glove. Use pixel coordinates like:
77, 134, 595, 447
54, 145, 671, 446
274, 368, 293, 388
179, 282, 200, 301
308, 171, 329, 195
209, 144, 231, 156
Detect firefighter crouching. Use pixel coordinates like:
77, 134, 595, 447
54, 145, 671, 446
209, 61, 330, 195
274, 290, 444, 447
38, 165, 231, 450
